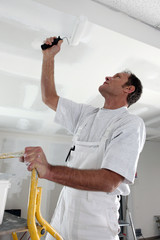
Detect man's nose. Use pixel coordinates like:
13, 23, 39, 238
105, 77, 112, 81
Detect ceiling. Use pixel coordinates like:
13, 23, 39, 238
0, 0, 160, 141
92, 0, 160, 29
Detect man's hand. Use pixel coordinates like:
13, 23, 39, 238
42, 37, 63, 58
21, 146, 51, 179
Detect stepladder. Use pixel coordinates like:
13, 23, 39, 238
12, 169, 63, 240
119, 196, 137, 240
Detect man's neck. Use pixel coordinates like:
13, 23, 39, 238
103, 97, 128, 110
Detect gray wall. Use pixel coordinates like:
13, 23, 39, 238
129, 141, 160, 238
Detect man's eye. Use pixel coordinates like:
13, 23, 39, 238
113, 75, 120, 78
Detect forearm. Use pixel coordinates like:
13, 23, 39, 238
24, 146, 124, 192
45, 165, 124, 192
41, 55, 59, 111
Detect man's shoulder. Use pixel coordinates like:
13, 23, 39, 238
127, 111, 144, 123
121, 110, 145, 129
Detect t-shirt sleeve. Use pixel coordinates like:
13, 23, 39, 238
54, 97, 95, 134
101, 117, 146, 184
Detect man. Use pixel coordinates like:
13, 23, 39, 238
23, 37, 146, 240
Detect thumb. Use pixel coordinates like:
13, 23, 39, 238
27, 162, 35, 171
57, 39, 63, 47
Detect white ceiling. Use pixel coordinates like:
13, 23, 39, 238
0, 0, 160, 141
92, 0, 160, 29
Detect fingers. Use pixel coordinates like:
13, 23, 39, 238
23, 146, 43, 164
44, 36, 63, 47
21, 146, 49, 179
19, 155, 31, 168
27, 161, 37, 171
27, 160, 49, 179
23, 147, 41, 174
57, 39, 63, 47
19, 156, 24, 162
45, 37, 56, 45
24, 146, 42, 157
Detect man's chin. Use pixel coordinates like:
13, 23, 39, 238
98, 84, 103, 91
98, 85, 104, 93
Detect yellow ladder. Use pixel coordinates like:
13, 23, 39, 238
12, 169, 63, 240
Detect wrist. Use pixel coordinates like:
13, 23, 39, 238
43, 53, 55, 62
44, 163, 53, 180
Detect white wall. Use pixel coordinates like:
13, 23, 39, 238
129, 140, 160, 238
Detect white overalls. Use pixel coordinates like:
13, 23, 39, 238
46, 114, 122, 240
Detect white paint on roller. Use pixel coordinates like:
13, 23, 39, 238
69, 16, 89, 46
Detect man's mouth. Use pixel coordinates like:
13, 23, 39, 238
103, 80, 109, 85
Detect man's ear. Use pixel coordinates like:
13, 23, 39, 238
124, 85, 135, 94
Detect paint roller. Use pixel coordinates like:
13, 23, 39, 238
41, 16, 88, 50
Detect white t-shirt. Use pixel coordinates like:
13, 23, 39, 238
55, 97, 146, 188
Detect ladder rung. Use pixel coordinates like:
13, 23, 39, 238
119, 220, 130, 227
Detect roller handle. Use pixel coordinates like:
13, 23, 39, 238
41, 36, 62, 50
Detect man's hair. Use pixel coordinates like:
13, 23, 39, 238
123, 71, 143, 107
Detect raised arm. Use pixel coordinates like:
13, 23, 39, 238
41, 37, 63, 111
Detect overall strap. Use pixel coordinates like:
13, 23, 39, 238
72, 110, 99, 142
65, 111, 98, 162
100, 110, 128, 144
98, 111, 128, 161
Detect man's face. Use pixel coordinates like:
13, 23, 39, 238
99, 72, 130, 97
